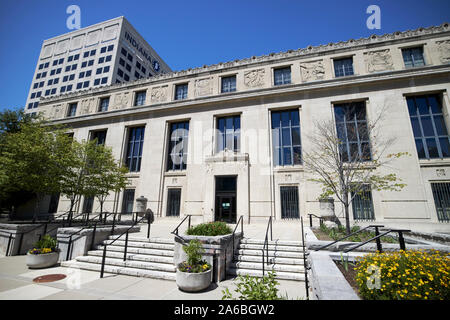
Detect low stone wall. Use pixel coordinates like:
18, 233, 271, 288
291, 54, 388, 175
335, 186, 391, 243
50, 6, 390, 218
57, 225, 140, 262
308, 251, 360, 300
173, 232, 243, 282
0, 223, 60, 256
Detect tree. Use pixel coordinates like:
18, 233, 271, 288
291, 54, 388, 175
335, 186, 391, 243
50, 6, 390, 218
0, 114, 74, 219
302, 104, 408, 234
84, 142, 129, 216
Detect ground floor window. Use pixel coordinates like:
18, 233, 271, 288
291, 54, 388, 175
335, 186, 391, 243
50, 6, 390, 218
351, 186, 375, 220
82, 196, 94, 214
166, 188, 181, 217
122, 189, 135, 214
280, 186, 299, 219
431, 183, 450, 222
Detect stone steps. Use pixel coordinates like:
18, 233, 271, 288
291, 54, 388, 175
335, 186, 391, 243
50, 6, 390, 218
230, 238, 306, 281
62, 237, 176, 281
61, 260, 176, 281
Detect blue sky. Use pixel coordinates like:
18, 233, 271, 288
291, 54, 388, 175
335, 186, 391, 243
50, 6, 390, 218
0, 0, 449, 111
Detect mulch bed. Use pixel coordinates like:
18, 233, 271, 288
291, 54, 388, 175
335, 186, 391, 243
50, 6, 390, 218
334, 261, 362, 299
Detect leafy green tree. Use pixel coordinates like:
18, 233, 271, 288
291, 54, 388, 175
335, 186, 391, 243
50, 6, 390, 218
0, 116, 74, 219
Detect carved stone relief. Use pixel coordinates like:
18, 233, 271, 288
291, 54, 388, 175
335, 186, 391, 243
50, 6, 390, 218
80, 98, 95, 115
244, 69, 265, 88
151, 86, 168, 103
300, 60, 325, 82
51, 104, 64, 119
195, 77, 213, 97
436, 40, 450, 64
364, 49, 394, 73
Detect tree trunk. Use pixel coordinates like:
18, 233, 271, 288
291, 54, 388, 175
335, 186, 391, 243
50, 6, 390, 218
343, 193, 351, 235
69, 198, 75, 227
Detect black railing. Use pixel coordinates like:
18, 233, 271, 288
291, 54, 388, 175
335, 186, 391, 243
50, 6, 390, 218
100, 213, 152, 278
314, 225, 410, 253
171, 215, 192, 237
261, 216, 273, 276
300, 216, 310, 300
232, 216, 244, 259
307, 214, 324, 228
59, 212, 117, 261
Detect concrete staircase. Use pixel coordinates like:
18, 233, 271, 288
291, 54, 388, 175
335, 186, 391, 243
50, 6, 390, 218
228, 238, 306, 281
61, 235, 176, 280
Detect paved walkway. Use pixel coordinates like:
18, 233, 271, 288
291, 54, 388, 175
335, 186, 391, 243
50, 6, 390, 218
0, 218, 306, 300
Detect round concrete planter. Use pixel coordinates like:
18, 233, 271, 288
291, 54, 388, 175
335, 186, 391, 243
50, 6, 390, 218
26, 251, 59, 269
176, 268, 212, 292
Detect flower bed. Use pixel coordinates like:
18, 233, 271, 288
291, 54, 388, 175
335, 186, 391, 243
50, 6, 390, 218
354, 250, 450, 300
313, 224, 397, 243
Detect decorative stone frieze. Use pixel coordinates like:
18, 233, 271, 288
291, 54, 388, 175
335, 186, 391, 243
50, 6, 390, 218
151, 85, 169, 103
300, 60, 325, 82
51, 104, 64, 119
364, 49, 394, 73
194, 77, 213, 97
80, 98, 95, 115
436, 40, 450, 64
244, 69, 265, 88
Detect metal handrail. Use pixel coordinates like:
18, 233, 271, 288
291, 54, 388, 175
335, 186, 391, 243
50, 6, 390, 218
307, 213, 324, 228
232, 216, 244, 260
300, 216, 309, 300
343, 229, 410, 253
170, 215, 192, 236
314, 225, 384, 251
58, 211, 117, 261
100, 213, 152, 278
261, 216, 273, 276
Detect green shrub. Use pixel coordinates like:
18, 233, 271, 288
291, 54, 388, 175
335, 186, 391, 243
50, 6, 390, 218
319, 223, 396, 243
186, 221, 232, 236
222, 271, 284, 300
355, 250, 450, 300
178, 239, 211, 273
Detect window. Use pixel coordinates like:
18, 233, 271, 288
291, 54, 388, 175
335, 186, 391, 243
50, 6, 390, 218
136, 61, 141, 69
121, 48, 127, 56
56, 68, 61, 74
124, 74, 130, 81
83, 52, 89, 58
79, 72, 85, 79
30, 93, 36, 99
81, 61, 87, 68
99, 57, 105, 64
82, 196, 94, 214
118, 69, 124, 77
65, 66, 71, 72
175, 84, 188, 100
68, 56, 73, 62
96, 68, 102, 75
60, 86, 66, 93
334, 101, 371, 162
36, 91, 41, 97
58, 58, 64, 64
407, 94, 450, 159
134, 91, 146, 106
53, 60, 58, 66
271, 109, 301, 166
274, 67, 291, 85
67, 85, 73, 91
48, 79, 53, 86
88, 60, 94, 66
167, 121, 189, 171
105, 55, 112, 62
280, 186, 299, 219
216, 115, 240, 152
44, 62, 49, 68
71, 64, 77, 70
33, 83, 38, 89
101, 77, 108, 84
125, 64, 131, 72
431, 183, 450, 222
127, 53, 133, 62
122, 189, 135, 214
50, 70, 55, 76
94, 79, 100, 86
91, 130, 107, 145
54, 78, 59, 84
221, 75, 236, 93
76, 83, 82, 89
402, 47, 425, 68
103, 66, 110, 73
334, 57, 354, 77
166, 189, 181, 217
100, 47, 107, 54
69, 74, 75, 81
135, 71, 140, 79
99, 97, 109, 112
51, 88, 56, 94
83, 81, 89, 88
86, 70, 92, 77
74, 54, 79, 60
90, 50, 96, 56
67, 103, 77, 117
125, 126, 145, 172
351, 185, 375, 220
119, 58, 125, 66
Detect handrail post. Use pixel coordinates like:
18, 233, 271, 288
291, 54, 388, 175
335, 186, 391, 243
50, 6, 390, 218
240, 216, 243, 235
261, 249, 265, 277
270, 217, 273, 241
18, 233, 23, 255
111, 214, 116, 235
301, 216, 310, 300
398, 231, 406, 251
90, 222, 97, 250
188, 215, 191, 230
86, 212, 90, 226
374, 226, 383, 252
100, 245, 107, 278
66, 235, 72, 261
309, 214, 313, 227
123, 231, 129, 261
147, 214, 151, 239
6, 234, 12, 257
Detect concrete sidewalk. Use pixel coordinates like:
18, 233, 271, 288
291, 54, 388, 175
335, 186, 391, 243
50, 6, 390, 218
0, 255, 306, 300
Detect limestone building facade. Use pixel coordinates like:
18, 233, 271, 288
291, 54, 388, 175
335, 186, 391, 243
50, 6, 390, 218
35, 22, 450, 233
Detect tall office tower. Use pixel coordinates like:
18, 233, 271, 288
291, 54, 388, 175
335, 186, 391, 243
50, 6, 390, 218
25, 16, 172, 113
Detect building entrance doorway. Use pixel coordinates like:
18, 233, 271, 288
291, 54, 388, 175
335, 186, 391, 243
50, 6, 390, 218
215, 176, 237, 223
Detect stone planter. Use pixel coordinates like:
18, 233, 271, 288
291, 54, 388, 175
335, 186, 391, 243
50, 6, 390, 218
176, 267, 212, 292
26, 251, 59, 269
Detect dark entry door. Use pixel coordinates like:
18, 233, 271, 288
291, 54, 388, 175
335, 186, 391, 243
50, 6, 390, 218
215, 176, 237, 223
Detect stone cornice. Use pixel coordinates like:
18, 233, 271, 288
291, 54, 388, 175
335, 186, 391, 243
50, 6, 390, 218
39, 22, 450, 106
47, 64, 450, 126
